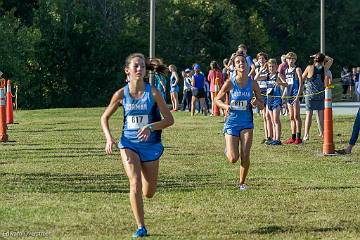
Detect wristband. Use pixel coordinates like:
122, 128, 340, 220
147, 124, 154, 132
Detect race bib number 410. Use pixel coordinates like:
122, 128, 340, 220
230, 100, 247, 111
127, 115, 149, 130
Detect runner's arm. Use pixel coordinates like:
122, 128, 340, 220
252, 81, 264, 110
101, 88, 124, 154
215, 79, 232, 111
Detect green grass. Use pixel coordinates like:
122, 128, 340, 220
1, 108, 359, 239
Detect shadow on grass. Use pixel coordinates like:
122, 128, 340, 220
235, 225, 344, 235
0, 172, 129, 193
250, 225, 289, 234
1, 172, 231, 194
157, 174, 235, 192
13, 127, 98, 133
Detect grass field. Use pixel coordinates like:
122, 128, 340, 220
1, 107, 359, 239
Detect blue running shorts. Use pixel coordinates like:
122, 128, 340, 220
118, 138, 164, 162
224, 124, 254, 137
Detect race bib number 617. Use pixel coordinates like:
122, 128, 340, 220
127, 115, 149, 130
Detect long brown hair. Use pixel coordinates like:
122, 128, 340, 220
125, 53, 168, 75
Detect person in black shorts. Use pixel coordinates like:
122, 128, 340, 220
191, 64, 208, 116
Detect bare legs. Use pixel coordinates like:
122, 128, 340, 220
225, 129, 253, 185
269, 107, 281, 141
121, 149, 159, 228
191, 96, 208, 116
171, 92, 178, 111
288, 101, 302, 137
304, 110, 324, 140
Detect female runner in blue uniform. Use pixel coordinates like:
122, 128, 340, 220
215, 53, 264, 190
101, 53, 174, 238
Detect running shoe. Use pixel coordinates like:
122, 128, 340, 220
270, 140, 282, 145
132, 226, 148, 238
265, 139, 273, 145
239, 184, 248, 191
293, 138, 302, 144
283, 137, 295, 144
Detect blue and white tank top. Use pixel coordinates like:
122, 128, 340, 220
122, 83, 161, 143
285, 67, 299, 96
266, 73, 282, 96
225, 76, 253, 127
170, 74, 177, 87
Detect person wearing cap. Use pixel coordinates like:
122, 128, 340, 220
302, 53, 333, 141
283, 52, 303, 144
215, 53, 264, 190
181, 68, 193, 111
191, 64, 208, 116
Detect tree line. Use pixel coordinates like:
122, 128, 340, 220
0, 0, 358, 108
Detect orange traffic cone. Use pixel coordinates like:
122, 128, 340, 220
0, 80, 8, 142
6, 80, 14, 124
323, 85, 335, 155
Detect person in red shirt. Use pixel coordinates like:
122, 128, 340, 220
208, 61, 224, 115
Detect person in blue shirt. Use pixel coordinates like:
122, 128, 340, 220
101, 53, 174, 238
215, 53, 264, 190
191, 64, 208, 116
